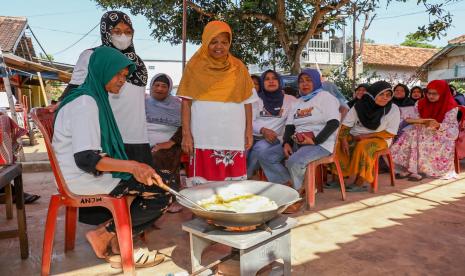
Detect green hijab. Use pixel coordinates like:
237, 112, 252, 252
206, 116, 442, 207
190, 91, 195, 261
55, 46, 136, 180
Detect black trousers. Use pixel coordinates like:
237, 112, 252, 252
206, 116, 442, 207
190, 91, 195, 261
105, 176, 170, 235
78, 143, 163, 226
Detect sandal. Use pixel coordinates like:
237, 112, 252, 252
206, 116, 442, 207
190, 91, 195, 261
346, 185, 368, 193
407, 174, 423, 182
283, 200, 304, 214
105, 247, 165, 268
324, 181, 341, 189
395, 172, 410, 179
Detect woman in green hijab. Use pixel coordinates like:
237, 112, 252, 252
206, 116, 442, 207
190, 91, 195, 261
53, 46, 169, 267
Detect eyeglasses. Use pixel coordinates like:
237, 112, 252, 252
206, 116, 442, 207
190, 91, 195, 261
426, 92, 439, 96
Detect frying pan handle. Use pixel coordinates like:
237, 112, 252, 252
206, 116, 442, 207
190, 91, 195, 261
279, 198, 303, 210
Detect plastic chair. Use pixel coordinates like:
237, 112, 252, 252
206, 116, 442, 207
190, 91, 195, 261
304, 128, 346, 209
31, 108, 135, 276
372, 148, 395, 193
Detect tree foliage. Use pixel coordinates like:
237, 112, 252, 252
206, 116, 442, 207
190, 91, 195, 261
401, 33, 437, 48
94, 0, 457, 74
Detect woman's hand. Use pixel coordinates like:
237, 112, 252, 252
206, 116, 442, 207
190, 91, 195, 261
426, 119, 440, 129
130, 161, 157, 186
182, 132, 194, 156
261, 128, 278, 143
299, 134, 315, 145
151, 141, 175, 153
245, 128, 253, 150
341, 138, 350, 156
283, 143, 293, 158
353, 134, 369, 141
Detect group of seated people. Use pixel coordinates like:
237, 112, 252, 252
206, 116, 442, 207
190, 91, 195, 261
145, 67, 461, 208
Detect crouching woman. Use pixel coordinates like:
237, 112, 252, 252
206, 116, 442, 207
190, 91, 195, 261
53, 46, 169, 267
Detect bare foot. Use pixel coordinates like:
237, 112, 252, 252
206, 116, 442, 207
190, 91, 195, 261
85, 226, 115, 259
110, 235, 120, 255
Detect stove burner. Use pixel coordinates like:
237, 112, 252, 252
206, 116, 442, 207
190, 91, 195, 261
205, 220, 273, 233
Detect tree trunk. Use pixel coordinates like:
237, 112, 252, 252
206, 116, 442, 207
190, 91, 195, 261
290, 50, 301, 75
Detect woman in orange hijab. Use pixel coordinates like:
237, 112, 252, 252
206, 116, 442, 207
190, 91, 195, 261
391, 80, 459, 181
177, 21, 258, 184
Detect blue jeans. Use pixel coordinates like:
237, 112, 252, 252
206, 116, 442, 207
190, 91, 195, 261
259, 143, 331, 189
247, 138, 279, 178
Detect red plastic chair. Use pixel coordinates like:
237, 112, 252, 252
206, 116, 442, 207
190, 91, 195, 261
454, 106, 465, 173
372, 148, 395, 193
304, 128, 346, 209
31, 108, 135, 276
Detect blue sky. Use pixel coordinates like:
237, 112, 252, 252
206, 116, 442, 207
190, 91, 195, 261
1, 0, 464, 65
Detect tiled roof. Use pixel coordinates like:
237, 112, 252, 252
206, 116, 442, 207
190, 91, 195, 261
361, 43, 438, 68
448, 34, 465, 45
0, 16, 28, 53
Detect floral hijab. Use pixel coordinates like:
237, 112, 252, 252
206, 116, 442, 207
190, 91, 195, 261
100, 10, 147, 86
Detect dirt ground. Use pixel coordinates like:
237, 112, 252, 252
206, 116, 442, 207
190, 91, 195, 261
0, 169, 465, 276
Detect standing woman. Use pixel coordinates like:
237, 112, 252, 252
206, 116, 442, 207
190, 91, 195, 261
178, 21, 258, 184
336, 81, 400, 191
62, 11, 152, 225
391, 80, 458, 180
247, 69, 296, 178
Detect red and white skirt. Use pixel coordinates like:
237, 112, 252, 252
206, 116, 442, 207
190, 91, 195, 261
187, 149, 247, 185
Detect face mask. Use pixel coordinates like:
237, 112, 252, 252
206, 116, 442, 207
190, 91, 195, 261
111, 34, 132, 50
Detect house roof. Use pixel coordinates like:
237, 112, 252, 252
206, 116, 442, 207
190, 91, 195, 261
361, 43, 438, 68
418, 34, 465, 72
448, 34, 465, 45
0, 16, 28, 53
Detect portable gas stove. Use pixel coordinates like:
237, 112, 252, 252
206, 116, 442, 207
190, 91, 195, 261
182, 215, 297, 276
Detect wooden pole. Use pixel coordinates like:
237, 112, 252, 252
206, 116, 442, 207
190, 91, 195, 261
352, 3, 357, 91
36, 71, 49, 106
182, 0, 187, 71
0, 47, 18, 123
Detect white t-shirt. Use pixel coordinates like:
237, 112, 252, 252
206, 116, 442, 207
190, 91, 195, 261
286, 91, 341, 152
252, 94, 297, 141
69, 49, 149, 144
52, 95, 120, 195
343, 104, 401, 146
184, 90, 259, 151
147, 123, 178, 146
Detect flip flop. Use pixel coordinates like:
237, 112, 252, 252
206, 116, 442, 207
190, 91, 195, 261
395, 172, 410, 179
407, 174, 423, 182
105, 247, 165, 268
346, 185, 368, 193
324, 181, 341, 189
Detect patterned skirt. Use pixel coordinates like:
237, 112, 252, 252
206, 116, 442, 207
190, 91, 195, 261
187, 148, 247, 185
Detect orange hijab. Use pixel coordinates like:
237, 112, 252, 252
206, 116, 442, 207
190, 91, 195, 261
177, 21, 253, 103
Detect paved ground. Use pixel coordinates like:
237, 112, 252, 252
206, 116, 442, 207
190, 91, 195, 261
1, 143, 465, 275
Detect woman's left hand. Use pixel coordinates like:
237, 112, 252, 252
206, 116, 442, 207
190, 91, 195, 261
353, 134, 368, 141
299, 134, 315, 145
151, 141, 175, 153
245, 129, 253, 151
426, 119, 440, 129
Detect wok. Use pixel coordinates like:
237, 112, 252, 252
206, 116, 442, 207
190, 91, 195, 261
177, 180, 301, 227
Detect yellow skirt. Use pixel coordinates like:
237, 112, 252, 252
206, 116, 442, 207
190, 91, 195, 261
335, 130, 392, 183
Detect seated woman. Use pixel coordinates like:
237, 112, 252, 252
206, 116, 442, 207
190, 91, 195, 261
410, 86, 424, 103
146, 73, 183, 213
392, 83, 416, 134
391, 80, 459, 181
336, 81, 400, 192
53, 47, 170, 267
251, 75, 261, 94
259, 69, 341, 212
348, 83, 369, 108
247, 69, 296, 178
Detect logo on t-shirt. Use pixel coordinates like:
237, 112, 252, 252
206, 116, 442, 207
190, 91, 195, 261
294, 107, 313, 119
260, 107, 283, 118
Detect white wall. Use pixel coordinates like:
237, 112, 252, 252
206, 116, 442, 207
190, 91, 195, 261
144, 60, 183, 94
360, 64, 421, 86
